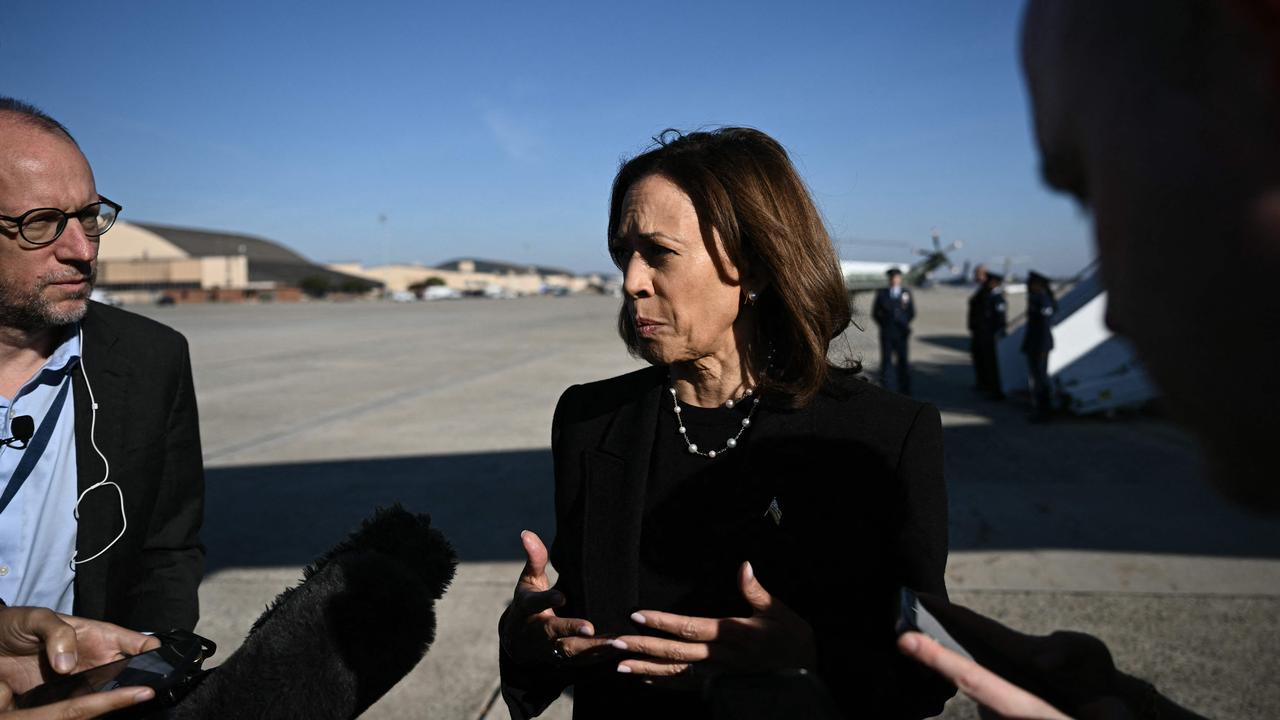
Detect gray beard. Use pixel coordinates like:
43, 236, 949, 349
0, 267, 96, 332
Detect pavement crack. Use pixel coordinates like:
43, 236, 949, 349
474, 681, 503, 720
204, 351, 563, 463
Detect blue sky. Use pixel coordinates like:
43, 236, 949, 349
4, 0, 1091, 275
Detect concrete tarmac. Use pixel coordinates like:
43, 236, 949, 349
132, 290, 1280, 719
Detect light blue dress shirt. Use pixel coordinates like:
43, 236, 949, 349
0, 326, 80, 612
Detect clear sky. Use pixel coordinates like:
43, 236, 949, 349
4, 0, 1092, 276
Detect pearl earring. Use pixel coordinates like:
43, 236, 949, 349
746, 291, 758, 305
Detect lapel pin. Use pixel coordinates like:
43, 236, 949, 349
765, 496, 783, 526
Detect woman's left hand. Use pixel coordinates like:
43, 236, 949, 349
609, 562, 815, 677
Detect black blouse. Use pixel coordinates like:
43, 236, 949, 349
641, 394, 789, 620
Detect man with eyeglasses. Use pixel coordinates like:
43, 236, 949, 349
0, 97, 203, 635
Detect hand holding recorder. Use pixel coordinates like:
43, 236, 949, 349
0, 606, 160, 718
896, 589, 1209, 719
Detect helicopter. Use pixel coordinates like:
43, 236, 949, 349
838, 229, 963, 295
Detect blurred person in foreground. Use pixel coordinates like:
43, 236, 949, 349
0, 98, 204, 632
499, 127, 955, 719
0, 605, 159, 718
1022, 271, 1058, 422
898, 0, 1280, 717
872, 267, 916, 395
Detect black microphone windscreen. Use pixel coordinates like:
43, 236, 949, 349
11, 416, 33, 442
170, 505, 457, 720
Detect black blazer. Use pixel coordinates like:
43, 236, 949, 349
502, 365, 954, 719
70, 302, 204, 633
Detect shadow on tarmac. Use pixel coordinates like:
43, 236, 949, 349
916, 333, 973, 353
911, 354, 1279, 560
204, 427, 1280, 576
203, 347, 1280, 572
204, 449, 556, 573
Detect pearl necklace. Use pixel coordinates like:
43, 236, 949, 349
668, 384, 761, 459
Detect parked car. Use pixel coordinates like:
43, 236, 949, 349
90, 289, 123, 307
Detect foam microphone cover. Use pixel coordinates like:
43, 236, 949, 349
170, 505, 457, 720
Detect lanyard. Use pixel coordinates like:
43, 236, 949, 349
0, 379, 72, 516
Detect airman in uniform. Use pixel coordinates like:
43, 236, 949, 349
872, 267, 915, 394
973, 272, 1007, 399
967, 264, 989, 389
1021, 271, 1058, 421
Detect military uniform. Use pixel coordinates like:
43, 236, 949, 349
973, 276, 1008, 398
1022, 271, 1058, 418
967, 284, 990, 388
872, 277, 916, 394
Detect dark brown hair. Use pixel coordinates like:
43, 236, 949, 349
609, 127, 856, 407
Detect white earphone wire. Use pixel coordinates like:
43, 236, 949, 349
70, 325, 126, 569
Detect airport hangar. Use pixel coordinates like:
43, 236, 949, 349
97, 221, 382, 304
328, 258, 613, 297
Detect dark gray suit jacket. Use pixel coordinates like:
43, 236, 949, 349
70, 302, 204, 633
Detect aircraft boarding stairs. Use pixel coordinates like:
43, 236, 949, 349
996, 265, 1158, 415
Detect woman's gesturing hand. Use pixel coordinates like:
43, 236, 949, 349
498, 531, 615, 667
609, 562, 816, 677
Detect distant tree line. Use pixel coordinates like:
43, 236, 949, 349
299, 275, 378, 298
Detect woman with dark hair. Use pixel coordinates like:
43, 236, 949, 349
498, 127, 954, 719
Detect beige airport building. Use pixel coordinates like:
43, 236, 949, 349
97, 221, 610, 303
327, 259, 611, 296
98, 221, 380, 303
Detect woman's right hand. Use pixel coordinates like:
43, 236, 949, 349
498, 531, 614, 667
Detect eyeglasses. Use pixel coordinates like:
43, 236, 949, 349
0, 195, 122, 247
